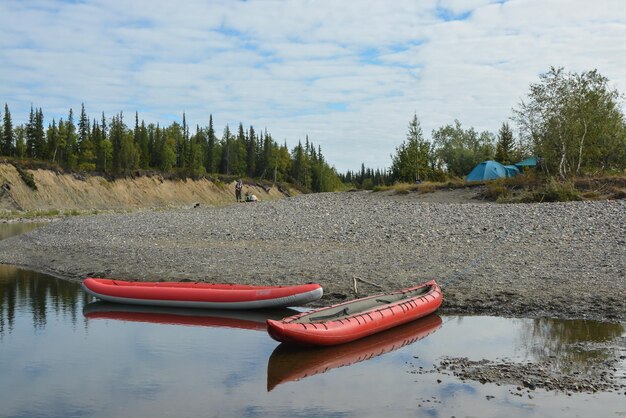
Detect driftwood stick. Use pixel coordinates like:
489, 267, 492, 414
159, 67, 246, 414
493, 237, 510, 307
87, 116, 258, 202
354, 276, 383, 288
353, 277, 358, 295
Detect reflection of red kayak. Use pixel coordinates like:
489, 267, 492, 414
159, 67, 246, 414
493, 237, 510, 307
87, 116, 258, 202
267, 280, 442, 346
82, 278, 323, 309
267, 314, 442, 391
83, 301, 299, 331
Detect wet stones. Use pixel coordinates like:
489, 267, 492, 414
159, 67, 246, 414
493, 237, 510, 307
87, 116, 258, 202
431, 354, 625, 395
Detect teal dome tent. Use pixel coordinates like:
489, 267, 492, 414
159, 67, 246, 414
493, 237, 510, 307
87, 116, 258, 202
514, 157, 537, 168
466, 160, 509, 182
503, 165, 521, 177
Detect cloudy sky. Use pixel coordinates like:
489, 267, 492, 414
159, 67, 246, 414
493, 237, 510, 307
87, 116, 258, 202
1, 0, 625, 172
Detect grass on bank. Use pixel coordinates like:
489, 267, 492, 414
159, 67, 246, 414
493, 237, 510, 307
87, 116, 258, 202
480, 172, 626, 203
372, 179, 467, 194
370, 172, 626, 203
0, 208, 102, 220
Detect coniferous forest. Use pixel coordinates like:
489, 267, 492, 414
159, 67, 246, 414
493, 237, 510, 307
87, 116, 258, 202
2, 69, 625, 195
0, 103, 343, 193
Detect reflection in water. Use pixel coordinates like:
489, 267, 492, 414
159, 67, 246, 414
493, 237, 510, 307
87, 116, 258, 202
83, 301, 299, 331
0, 266, 88, 337
519, 318, 624, 369
0, 222, 45, 240
267, 314, 442, 391
1, 223, 625, 418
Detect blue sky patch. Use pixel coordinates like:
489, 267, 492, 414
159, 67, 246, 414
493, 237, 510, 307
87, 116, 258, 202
435, 6, 472, 21
327, 102, 348, 112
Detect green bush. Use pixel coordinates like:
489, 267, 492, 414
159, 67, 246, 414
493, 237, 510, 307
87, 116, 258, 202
538, 179, 581, 202
483, 182, 511, 201
14, 165, 38, 191
361, 178, 374, 190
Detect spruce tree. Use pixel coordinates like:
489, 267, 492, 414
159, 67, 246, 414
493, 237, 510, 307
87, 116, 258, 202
2, 103, 14, 156
139, 120, 149, 169
247, 125, 256, 177
205, 115, 216, 173
78, 103, 94, 169
110, 113, 123, 173
47, 119, 59, 162
219, 125, 231, 175
291, 141, 305, 185
101, 112, 107, 140
56, 117, 66, 164
91, 118, 100, 169
26, 105, 36, 157
64, 109, 78, 168
35, 108, 45, 159
178, 112, 187, 169
231, 122, 246, 175
78, 103, 90, 151
495, 122, 514, 165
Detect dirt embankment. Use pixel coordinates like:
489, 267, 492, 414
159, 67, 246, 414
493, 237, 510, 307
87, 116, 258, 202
0, 163, 293, 212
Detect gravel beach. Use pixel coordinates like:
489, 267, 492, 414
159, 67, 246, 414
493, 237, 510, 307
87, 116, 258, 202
1, 190, 624, 322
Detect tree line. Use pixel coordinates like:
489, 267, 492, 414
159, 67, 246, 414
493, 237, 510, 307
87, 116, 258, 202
346, 67, 626, 188
3, 67, 623, 193
341, 116, 522, 188
0, 104, 342, 192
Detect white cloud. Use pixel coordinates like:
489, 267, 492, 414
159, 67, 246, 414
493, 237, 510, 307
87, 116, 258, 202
1, 0, 626, 171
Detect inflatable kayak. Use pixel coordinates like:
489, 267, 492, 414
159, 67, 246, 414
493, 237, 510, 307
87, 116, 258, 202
82, 278, 323, 309
266, 280, 442, 346
83, 301, 298, 331
267, 313, 442, 391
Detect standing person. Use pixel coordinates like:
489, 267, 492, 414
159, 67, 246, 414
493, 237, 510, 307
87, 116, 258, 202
235, 179, 243, 202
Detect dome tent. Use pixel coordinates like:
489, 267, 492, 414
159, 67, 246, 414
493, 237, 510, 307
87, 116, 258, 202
465, 160, 510, 182
514, 157, 537, 168
503, 165, 521, 177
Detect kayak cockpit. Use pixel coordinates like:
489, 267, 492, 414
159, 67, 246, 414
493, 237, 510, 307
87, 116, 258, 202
292, 284, 433, 324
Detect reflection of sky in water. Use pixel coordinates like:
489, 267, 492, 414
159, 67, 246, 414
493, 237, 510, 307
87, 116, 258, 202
0, 262, 624, 417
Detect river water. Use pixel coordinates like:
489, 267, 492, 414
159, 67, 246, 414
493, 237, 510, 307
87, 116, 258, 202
0, 223, 624, 418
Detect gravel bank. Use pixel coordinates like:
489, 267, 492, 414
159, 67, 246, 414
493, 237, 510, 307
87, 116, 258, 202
0, 191, 624, 322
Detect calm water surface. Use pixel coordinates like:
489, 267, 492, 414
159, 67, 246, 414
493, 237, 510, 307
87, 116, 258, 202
0, 224, 624, 418
0, 222, 45, 240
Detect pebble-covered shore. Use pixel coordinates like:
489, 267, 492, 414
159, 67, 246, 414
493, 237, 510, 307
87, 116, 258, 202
0, 191, 624, 322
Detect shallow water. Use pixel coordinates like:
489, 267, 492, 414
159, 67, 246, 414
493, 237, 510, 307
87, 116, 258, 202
0, 222, 45, 240
0, 224, 625, 418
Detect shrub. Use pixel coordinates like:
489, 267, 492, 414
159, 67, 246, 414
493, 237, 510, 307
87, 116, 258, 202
609, 188, 626, 199
14, 165, 37, 191
482, 182, 511, 201
539, 178, 582, 202
361, 178, 374, 190
417, 183, 437, 193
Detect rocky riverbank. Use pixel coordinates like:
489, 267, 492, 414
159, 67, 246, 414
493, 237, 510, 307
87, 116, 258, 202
0, 190, 624, 322
1, 190, 625, 395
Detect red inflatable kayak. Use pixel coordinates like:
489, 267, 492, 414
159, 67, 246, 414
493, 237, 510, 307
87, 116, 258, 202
82, 278, 323, 309
267, 313, 442, 390
266, 280, 442, 346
